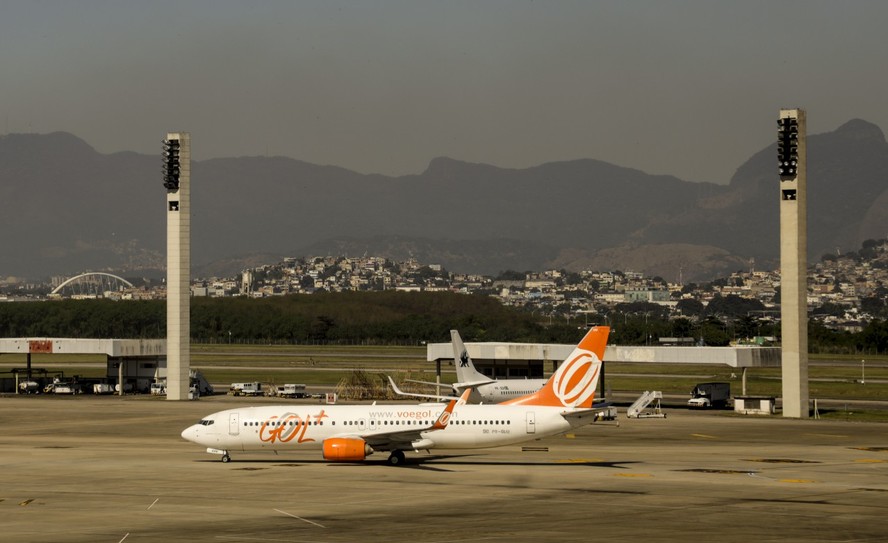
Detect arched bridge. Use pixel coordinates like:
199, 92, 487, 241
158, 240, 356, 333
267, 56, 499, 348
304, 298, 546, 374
50, 272, 135, 297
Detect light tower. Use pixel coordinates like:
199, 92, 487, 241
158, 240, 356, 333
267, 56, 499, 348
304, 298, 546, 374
778, 109, 808, 418
164, 132, 191, 400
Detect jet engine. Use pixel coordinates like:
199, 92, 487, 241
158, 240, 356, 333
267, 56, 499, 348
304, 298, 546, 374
322, 438, 374, 461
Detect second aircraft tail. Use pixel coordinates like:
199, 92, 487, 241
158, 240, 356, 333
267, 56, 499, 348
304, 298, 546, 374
451, 329, 495, 388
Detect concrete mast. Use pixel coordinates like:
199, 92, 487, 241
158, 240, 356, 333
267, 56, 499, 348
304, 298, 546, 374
165, 132, 191, 400
778, 109, 808, 418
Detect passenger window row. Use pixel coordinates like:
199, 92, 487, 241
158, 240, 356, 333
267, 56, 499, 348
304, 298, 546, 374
239, 418, 513, 428
244, 420, 326, 427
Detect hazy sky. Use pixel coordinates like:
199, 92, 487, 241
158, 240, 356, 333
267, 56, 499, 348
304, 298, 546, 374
2, 1, 886, 183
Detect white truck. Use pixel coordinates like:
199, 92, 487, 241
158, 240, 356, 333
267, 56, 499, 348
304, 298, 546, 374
688, 382, 731, 408
150, 371, 213, 398
53, 382, 82, 394
272, 384, 308, 398
18, 381, 40, 394
93, 383, 114, 395
229, 382, 263, 397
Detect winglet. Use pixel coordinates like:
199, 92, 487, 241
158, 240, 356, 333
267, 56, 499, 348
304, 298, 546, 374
431, 391, 465, 430
387, 375, 409, 396
387, 375, 459, 401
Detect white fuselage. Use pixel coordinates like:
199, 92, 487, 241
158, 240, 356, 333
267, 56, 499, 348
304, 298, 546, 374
465, 379, 549, 404
181, 402, 580, 455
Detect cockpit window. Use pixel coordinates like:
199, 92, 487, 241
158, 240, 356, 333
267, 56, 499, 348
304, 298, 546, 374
199, 419, 214, 426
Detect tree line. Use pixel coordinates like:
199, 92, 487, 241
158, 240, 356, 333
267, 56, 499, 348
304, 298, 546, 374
0, 292, 580, 345
0, 291, 886, 353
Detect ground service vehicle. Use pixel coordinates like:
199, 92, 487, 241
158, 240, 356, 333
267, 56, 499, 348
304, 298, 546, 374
150, 371, 213, 397
272, 384, 308, 398
229, 382, 263, 396
688, 382, 731, 408
18, 381, 40, 394
93, 383, 114, 394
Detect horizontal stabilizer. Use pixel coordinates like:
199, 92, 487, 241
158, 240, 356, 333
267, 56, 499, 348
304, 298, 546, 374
453, 379, 496, 389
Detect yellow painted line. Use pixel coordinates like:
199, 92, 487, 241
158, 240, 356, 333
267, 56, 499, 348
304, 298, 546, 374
691, 433, 717, 439
779, 479, 817, 484
855, 459, 887, 464
564, 433, 576, 439
613, 473, 653, 478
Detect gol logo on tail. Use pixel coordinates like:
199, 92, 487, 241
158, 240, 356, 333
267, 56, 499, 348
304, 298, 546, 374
552, 353, 599, 407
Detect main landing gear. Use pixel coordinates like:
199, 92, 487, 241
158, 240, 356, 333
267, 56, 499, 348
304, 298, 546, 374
387, 450, 406, 466
221, 452, 231, 463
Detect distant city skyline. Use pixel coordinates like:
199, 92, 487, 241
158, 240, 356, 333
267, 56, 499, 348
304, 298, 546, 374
2, 1, 887, 184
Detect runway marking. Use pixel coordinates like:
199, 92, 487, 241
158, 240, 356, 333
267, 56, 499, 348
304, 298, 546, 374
19, 498, 35, 506
274, 508, 326, 528
854, 458, 887, 463
690, 433, 717, 439
678, 468, 757, 475
216, 537, 321, 542
118, 534, 129, 543
613, 473, 653, 478
744, 458, 820, 464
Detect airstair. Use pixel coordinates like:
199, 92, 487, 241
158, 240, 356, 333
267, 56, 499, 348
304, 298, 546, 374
627, 390, 665, 418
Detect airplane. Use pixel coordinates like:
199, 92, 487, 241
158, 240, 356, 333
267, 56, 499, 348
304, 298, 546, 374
181, 326, 609, 466
398, 329, 551, 403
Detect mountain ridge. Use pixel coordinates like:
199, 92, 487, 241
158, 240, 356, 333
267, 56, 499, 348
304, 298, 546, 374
1, 119, 886, 282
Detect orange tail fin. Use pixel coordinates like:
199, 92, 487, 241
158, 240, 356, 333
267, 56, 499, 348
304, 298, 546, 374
502, 326, 609, 408
431, 389, 469, 429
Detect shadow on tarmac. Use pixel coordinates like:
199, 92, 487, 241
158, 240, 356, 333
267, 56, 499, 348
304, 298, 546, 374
193, 453, 641, 472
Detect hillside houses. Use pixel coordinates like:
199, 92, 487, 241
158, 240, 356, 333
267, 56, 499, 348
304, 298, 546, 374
10, 241, 888, 333
180, 239, 888, 331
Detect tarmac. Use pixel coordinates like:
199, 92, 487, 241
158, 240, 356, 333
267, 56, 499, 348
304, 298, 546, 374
2, 394, 887, 543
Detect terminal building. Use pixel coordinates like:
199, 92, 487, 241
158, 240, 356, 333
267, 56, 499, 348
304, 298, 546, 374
0, 338, 166, 394
426, 339, 780, 397
2, 337, 780, 403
